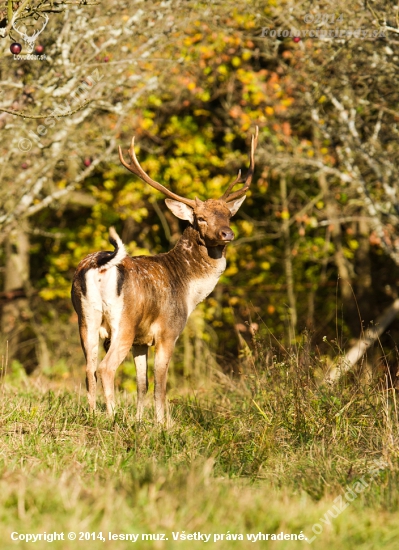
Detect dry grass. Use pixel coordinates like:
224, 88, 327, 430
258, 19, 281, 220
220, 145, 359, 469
0, 339, 399, 549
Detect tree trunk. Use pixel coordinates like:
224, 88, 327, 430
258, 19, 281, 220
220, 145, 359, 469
1, 222, 38, 372
355, 218, 372, 322
2, 222, 30, 334
280, 175, 297, 336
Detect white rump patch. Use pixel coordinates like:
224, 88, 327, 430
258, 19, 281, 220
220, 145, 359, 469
98, 266, 125, 340
82, 265, 125, 342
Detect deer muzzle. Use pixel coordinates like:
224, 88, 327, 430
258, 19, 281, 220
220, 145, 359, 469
218, 227, 235, 242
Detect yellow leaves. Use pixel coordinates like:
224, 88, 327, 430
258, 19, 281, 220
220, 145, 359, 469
236, 68, 253, 85
187, 82, 196, 91
52, 254, 69, 271
343, 247, 355, 259
249, 274, 266, 285
200, 45, 214, 60
142, 118, 154, 130
217, 64, 228, 76
266, 106, 274, 115
92, 189, 113, 203
228, 108, 253, 131
208, 155, 224, 167
103, 179, 115, 190
175, 136, 207, 156
39, 288, 55, 300
242, 51, 252, 61
125, 207, 148, 223
194, 109, 210, 117
225, 265, 238, 277
281, 210, 290, 220
40, 271, 71, 300
348, 239, 359, 251
257, 178, 268, 194
142, 157, 160, 175
244, 19, 256, 30
251, 91, 265, 106
240, 220, 253, 236
281, 98, 294, 107
231, 57, 241, 67
184, 33, 203, 46
261, 261, 271, 270
197, 90, 210, 102
128, 242, 151, 258
318, 95, 327, 103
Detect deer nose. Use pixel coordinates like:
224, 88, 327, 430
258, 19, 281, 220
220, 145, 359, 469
218, 227, 234, 242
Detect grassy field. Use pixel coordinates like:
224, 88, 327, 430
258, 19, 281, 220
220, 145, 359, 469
1, 341, 399, 549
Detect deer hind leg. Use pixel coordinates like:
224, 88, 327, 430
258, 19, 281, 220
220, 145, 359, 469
98, 326, 134, 416
133, 345, 149, 421
78, 308, 102, 412
154, 337, 176, 424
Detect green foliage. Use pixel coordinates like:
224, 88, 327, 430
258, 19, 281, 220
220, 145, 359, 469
7, 360, 27, 383
3, 0, 399, 371
29, 12, 343, 357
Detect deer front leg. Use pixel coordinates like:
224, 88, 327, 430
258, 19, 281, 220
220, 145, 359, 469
133, 344, 148, 421
154, 338, 176, 424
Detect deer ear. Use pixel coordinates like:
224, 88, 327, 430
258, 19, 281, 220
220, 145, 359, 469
226, 195, 246, 216
165, 199, 195, 224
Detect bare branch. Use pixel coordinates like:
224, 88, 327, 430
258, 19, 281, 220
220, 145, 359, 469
0, 100, 93, 119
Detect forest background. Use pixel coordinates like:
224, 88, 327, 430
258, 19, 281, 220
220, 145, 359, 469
1, 0, 398, 384
0, 1, 399, 549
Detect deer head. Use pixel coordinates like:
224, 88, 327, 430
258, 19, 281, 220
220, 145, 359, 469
118, 127, 259, 247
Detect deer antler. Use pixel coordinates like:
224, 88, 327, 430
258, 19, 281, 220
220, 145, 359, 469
119, 137, 196, 207
220, 126, 259, 203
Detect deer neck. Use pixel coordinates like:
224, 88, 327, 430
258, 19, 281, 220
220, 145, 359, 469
173, 225, 227, 267
170, 225, 227, 314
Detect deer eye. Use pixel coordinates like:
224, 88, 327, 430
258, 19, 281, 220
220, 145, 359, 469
197, 217, 206, 223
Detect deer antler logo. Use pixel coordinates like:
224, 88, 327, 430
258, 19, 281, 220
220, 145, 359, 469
11, 12, 49, 53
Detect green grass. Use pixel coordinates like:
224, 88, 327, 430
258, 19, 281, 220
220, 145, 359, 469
1, 344, 399, 549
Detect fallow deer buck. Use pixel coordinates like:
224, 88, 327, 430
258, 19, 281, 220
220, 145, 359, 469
71, 127, 258, 423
